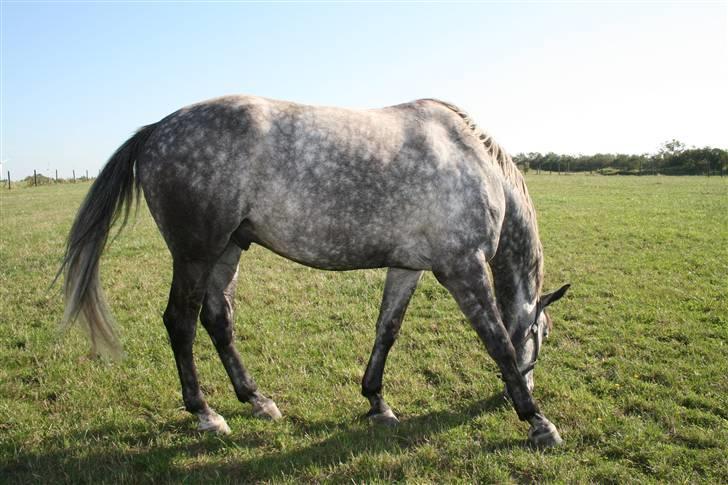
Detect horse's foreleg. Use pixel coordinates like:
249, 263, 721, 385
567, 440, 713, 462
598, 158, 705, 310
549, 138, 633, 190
434, 252, 562, 447
362, 268, 422, 425
164, 259, 230, 434
200, 244, 281, 422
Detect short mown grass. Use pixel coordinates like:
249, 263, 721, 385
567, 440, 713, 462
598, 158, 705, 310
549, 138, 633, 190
1, 175, 726, 483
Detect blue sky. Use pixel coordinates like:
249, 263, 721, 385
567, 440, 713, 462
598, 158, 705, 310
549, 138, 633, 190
2, 2, 726, 179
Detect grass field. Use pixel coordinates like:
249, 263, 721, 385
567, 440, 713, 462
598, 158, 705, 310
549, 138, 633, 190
1, 175, 727, 483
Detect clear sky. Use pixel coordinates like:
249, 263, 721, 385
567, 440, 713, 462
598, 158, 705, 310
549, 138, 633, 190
2, 1, 726, 179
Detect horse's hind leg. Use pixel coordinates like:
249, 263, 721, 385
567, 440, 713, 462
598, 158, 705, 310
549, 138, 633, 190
362, 268, 423, 425
200, 243, 282, 421
433, 252, 562, 447
164, 258, 231, 434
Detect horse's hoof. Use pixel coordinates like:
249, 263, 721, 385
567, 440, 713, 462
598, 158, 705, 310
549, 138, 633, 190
368, 408, 400, 427
252, 397, 283, 421
528, 415, 563, 448
196, 409, 231, 435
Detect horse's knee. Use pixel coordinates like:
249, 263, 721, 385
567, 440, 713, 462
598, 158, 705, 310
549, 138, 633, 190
210, 323, 234, 348
200, 302, 234, 347
163, 307, 193, 344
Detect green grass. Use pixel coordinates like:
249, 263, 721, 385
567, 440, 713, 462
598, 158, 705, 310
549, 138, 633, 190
1, 175, 727, 483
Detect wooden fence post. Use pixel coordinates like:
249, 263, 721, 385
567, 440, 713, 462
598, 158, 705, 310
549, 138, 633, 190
73, 170, 76, 183
6, 171, 9, 190
34, 169, 37, 186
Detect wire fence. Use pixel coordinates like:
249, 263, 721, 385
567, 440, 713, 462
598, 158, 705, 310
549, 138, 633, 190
4, 169, 99, 189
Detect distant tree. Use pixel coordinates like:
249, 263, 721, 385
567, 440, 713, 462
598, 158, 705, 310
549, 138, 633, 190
529, 152, 544, 173
513, 153, 529, 173
543, 152, 560, 173
658, 139, 687, 157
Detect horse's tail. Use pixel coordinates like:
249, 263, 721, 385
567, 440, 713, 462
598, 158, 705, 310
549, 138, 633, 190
57, 123, 157, 359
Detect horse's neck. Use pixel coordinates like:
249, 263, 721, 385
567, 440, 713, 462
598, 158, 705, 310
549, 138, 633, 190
491, 190, 543, 330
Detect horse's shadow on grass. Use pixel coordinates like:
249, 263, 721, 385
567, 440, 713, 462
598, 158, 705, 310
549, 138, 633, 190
6, 394, 524, 482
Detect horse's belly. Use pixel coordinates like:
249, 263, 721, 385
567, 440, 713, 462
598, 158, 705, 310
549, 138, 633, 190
240, 211, 432, 271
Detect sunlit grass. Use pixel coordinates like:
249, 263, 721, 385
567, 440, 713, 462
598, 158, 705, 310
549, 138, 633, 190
1, 175, 726, 483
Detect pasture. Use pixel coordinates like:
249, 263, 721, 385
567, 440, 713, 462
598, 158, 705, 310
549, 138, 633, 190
1, 175, 726, 483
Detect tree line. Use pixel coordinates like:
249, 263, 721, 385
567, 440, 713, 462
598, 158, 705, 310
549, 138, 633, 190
513, 140, 727, 176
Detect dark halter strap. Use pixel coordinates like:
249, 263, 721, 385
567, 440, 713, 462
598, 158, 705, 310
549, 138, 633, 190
510, 301, 544, 376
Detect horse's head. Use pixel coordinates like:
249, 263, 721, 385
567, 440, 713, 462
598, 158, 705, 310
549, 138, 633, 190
510, 283, 570, 394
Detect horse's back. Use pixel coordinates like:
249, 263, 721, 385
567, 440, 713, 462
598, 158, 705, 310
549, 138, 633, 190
137, 95, 505, 269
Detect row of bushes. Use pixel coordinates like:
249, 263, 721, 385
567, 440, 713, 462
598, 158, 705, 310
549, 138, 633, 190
513, 142, 727, 176
16, 174, 94, 187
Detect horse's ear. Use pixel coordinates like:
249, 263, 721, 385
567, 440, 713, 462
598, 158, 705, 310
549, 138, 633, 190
540, 283, 570, 309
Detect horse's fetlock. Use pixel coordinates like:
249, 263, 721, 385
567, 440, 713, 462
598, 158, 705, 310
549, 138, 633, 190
361, 384, 382, 399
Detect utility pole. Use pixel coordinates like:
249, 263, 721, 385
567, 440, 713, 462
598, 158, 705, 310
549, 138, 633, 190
0, 160, 7, 188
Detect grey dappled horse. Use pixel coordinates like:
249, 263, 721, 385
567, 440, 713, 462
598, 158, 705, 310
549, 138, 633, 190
60, 96, 570, 447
